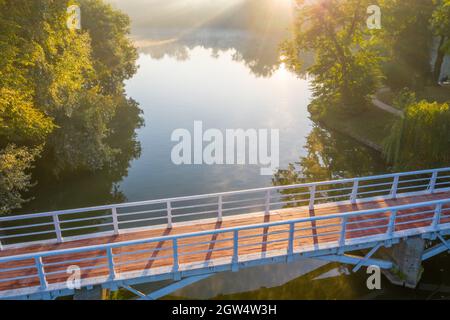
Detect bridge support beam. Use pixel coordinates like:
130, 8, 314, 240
378, 236, 425, 289
73, 285, 110, 300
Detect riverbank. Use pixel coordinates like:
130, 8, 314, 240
315, 104, 397, 153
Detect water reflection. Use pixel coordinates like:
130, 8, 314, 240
134, 28, 313, 78
20, 99, 144, 213
273, 124, 390, 186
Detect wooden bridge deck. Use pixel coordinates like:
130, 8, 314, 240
1, 191, 450, 296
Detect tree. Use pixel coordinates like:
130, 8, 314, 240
380, 0, 436, 90
384, 100, 450, 169
0, 145, 41, 214
431, 0, 450, 82
0, 0, 142, 212
78, 0, 138, 95
282, 0, 383, 117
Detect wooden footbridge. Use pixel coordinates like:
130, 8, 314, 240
1, 168, 450, 300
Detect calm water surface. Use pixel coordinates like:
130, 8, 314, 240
21, 28, 450, 300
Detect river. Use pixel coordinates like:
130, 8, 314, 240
16, 11, 450, 300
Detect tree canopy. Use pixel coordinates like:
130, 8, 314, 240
0, 0, 142, 214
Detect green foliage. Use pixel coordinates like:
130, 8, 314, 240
0, 145, 41, 214
0, 0, 142, 212
431, 0, 450, 80
273, 125, 387, 206
282, 0, 383, 116
0, 88, 55, 143
384, 100, 450, 169
379, 0, 436, 89
431, 0, 450, 54
392, 88, 417, 110
78, 0, 138, 95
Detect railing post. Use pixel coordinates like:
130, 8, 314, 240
232, 230, 239, 272
172, 238, 180, 280
390, 175, 400, 199
429, 171, 438, 194
52, 213, 63, 243
35, 257, 48, 290
167, 201, 173, 229
265, 190, 271, 215
350, 180, 359, 204
387, 210, 397, 237
288, 223, 295, 261
339, 216, 348, 249
309, 185, 316, 210
106, 247, 116, 280
0, 240, 3, 251
111, 207, 119, 235
432, 203, 443, 230
218, 195, 223, 222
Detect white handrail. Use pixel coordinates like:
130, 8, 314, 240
1, 196, 449, 263
1, 167, 449, 222
0, 167, 449, 249
0, 197, 449, 296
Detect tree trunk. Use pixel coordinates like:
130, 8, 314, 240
434, 36, 446, 82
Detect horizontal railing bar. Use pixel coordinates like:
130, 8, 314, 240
294, 223, 342, 232
0, 274, 38, 283
113, 247, 170, 258
178, 237, 234, 249
171, 202, 219, 211
355, 188, 392, 196
0, 230, 55, 240
117, 209, 166, 217
276, 191, 311, 198
44, 263, 109, 276
221, 197, 267, 205
221, 204, 266, 212
2, 168, 449, 223
43, 255, 108, 267
178, 246, 234, 256
397, 184, 430, 191
172, 210, 218, 218
346, 216, 389, 225
60, 215, 113, 224
0, 222, 55, 231
117, 216, 167, 225
395, 217, 433, 226
315, 186, 354, 193
357, 181, 393, 189
294, 231, 341, 240
398, 177, 433, 184
347, 224, 389, 233
114, 255, 173, 266
269, 199, 309, 207
2, 197, 450, 264
60, 222, 114, 232
237, 237, 290, 249
314, 193, 352, 201
397, 209, 435, 219
0, 264, 36, 273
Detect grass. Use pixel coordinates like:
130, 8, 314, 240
318, 104, 397, 150
376, 86, 450, 107
418, 86, 450, 103
376, 90, 396, 106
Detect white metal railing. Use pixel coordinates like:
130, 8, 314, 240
0, 167, 449, 248
0, 196, 450, 296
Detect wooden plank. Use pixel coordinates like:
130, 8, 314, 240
0, 192, 449, 294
